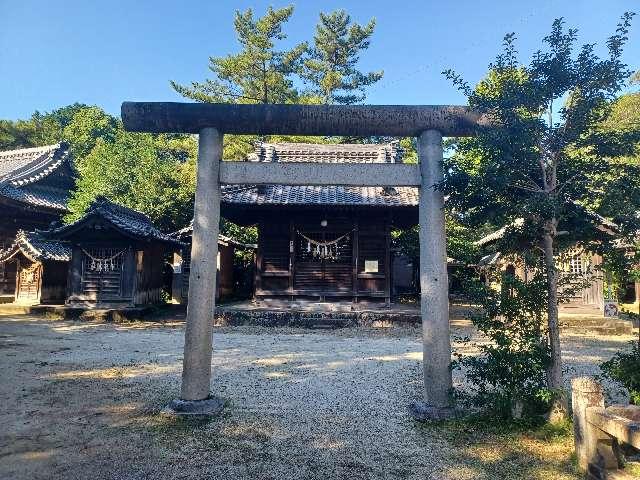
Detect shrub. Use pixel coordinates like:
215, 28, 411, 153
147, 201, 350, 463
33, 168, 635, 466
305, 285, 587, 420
600, 340, 640, 405
455, 271, 552, 419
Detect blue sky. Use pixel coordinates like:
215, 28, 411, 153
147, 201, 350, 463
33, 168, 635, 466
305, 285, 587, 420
1, 0, 638, 120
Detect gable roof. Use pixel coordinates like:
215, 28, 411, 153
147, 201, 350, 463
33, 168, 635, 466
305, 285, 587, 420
475, 202, 619, 249
48, 197, 183, 247
222, 141, 417, 209
172, 222, 257, 249
0, 143, 73, 212
0, 230, 71, 263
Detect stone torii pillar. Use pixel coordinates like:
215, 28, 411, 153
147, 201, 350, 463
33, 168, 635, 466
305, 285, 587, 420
410, 129, 453, 419
165, 127, 225, 415
121, 102, 482, 418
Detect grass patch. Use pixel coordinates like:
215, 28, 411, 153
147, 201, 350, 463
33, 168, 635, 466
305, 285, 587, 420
417, 414, 580, 480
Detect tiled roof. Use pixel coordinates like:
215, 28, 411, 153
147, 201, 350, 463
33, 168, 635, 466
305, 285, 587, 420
0, 183, 68, 211
0, 143, 71, 186
225, 141, 415, 208
474, 219, 526, 247
49, 197, 183, 246
477, 251, 502, 267
172, 222, 257, 249
249, 141, 404, 163
475, 202, 618, 248
0, 230, 71, 263
222, 185, 418, 207
0, 143, 73, 212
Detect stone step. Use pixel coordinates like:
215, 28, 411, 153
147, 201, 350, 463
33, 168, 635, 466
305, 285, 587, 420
0, 304, 152, 322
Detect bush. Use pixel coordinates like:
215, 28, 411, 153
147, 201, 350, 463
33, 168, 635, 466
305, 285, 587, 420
455, 271, 552, 419
600, 340, 640, 405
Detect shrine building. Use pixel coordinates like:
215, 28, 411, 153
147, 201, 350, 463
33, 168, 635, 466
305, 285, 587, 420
0, 230, 70, 305
48, 197, 182, 307
221, 141, 419, 304
0, 143, 75, 301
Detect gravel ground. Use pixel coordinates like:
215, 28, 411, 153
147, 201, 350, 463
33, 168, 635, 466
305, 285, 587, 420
0, 314, 636, 480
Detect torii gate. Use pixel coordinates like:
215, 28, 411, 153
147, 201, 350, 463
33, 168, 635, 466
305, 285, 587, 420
122, 102, 481, 420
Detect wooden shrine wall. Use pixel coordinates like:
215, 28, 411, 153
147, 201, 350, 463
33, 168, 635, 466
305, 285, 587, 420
256, 211, 391, 300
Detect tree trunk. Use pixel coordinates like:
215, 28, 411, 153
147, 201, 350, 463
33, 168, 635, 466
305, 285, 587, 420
542, 223, 569, 422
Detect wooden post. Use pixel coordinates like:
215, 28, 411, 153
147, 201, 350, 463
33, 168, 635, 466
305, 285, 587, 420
165, 127, 224, 415
385, 214, 391, 307
254, 223, 263, 299
352, 219, 359, 304
410, 129, 453, 420
289, 220, 295, 297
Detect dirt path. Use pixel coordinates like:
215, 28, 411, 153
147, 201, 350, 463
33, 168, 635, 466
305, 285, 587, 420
0, 315, 634, 480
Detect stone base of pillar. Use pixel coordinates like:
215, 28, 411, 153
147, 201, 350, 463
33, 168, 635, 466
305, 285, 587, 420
408, 401, 456, 421
162, 396, 225, 417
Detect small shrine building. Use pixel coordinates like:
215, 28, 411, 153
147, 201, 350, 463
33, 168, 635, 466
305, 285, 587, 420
48, 197, 182, 307
221, 141, 418, 304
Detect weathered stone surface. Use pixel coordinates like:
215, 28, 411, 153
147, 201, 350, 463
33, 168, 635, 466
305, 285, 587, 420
219, 161, 421, 187
180, 127, 222, 402
0, 304, 154, 321
573, 377, 606, 472
121, 102, 483, 137
418, 129, 453, 411
214, 308, 421, 328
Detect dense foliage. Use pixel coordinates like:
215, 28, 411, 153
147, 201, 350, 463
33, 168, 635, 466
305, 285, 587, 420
443, 13, 638, 418
0, 103, 89, 150
601, 340, 640, 405
1, 104, 196, 232
456, 271, 552, 419
66, 121, 196, 232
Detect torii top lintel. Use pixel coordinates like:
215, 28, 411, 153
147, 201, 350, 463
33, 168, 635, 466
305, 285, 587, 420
121, 102, 482, 137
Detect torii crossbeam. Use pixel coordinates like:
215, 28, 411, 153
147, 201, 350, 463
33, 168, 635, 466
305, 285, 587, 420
122, 102, 481, 419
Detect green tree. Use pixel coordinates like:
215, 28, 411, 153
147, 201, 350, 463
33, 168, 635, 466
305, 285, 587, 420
456, 272, 552, 419
302, 10, 383, 104
0, 119, 38, 149
67, 124, 196, 232
171, 5, 310, 161
62, 106, 118, 159
0, 103, 88, 149
170, 5, 305, 105
443, 13, 637, 420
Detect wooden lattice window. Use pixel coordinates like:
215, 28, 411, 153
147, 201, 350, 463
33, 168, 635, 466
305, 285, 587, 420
568, 255, 587, 275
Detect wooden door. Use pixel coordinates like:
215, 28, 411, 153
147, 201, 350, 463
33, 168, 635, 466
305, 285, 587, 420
81, 247, 125, 302
295, 228, 352, 294
15, 260, 42, 304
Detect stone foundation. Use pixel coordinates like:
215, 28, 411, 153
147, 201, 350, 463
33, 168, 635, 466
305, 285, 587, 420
214, 307, 421, 328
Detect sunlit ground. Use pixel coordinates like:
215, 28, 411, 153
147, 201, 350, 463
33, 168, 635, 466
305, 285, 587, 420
0, 314, 635, 480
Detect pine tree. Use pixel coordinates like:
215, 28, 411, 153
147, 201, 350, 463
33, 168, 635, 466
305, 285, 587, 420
170, 6, 305, 105
302, 10, 383, 104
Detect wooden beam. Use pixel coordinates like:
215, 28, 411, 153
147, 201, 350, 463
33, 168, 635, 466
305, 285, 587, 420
121, 102, 483, 137
219, 161, 421, 187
